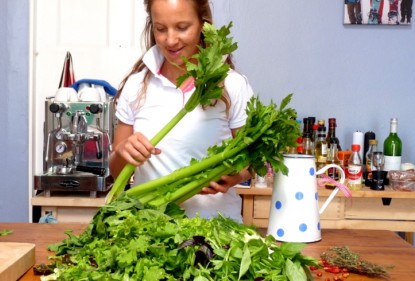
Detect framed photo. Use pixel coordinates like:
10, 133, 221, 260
344, 0, 413, 25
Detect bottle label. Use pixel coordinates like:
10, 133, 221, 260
321, 143, 327, 155
347, 164, 362, 183
384, 156, 401, 171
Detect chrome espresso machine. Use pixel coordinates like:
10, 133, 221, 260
34, 90, 115, 197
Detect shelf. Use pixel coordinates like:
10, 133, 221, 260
236, 186, 415, 199
32, 192, 106, 207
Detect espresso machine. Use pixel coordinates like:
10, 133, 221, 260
34, 93, 115, 197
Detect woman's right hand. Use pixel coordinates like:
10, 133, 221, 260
115, 132, 161, 166
109, 121, 161, 178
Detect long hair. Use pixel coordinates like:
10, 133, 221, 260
115, 0, 234, 113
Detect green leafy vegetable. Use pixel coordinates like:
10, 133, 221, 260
106, 22, 237, 204
125, 94, 300, 207
0, 229, 13, 236
41, 195, 318, 281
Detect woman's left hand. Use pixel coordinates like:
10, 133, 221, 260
200, 169, 251, 195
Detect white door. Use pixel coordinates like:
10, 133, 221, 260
29, 0, 146, 197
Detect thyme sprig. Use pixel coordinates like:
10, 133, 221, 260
320, 246, 394, 279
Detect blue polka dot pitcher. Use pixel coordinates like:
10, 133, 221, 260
267, 154, 345, 243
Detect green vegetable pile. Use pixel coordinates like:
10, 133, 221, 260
42, 195, 318, 281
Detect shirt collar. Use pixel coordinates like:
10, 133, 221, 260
142, 46, 164, 76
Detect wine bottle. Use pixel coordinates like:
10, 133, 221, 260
315, 120, 327, 170
383, 118, 402, 171
326, 118, 342, 151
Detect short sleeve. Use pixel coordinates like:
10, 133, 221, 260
225, 70, 255, 129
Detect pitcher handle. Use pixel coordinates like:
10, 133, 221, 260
315, 164, 347, 215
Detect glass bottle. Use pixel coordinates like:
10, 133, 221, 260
310, 124, 319, 155
347, 144, 363, 191
383, 118, 402, 171
326, 118, 342, 151
365, 139, 378, 185
315, 120, 327, 170
302, 132, 313, 155
326, 143, 341, 188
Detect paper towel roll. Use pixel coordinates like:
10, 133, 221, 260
353, 131, 364, 161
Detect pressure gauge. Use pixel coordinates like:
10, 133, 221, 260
55, 142, 67, 154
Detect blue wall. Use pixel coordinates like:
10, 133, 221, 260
0, 0, 414, 222
0, 0, 29, 222
212, 0, 415, 161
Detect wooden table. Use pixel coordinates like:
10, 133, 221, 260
1, 223, 414, 280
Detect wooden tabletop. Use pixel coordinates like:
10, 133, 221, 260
1, 223, 414, 280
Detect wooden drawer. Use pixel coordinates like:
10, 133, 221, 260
344, 198, 415, 220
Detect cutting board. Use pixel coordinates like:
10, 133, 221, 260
0, 242, 35, 281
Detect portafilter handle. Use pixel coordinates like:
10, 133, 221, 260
76, 165, 106, 176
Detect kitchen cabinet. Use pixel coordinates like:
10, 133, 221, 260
236, 186, 415, 244
31, 192, 105, 224
32, 186, 415, 244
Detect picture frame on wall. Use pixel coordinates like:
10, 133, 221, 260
344, 0, 413, 25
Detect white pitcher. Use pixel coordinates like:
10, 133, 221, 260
267, 154, 345, 243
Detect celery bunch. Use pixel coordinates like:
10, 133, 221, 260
106, 22, 237, 203
127, 94, 300, 207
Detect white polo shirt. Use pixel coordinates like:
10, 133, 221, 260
116, 46, 254, 222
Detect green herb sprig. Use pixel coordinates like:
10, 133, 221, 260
0, 229, 13, 236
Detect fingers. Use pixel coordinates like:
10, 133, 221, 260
200, 171, 251, 195
201, 178, 229, 195
117, 132, 161, 166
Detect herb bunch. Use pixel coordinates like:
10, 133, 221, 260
320, 246, 393, 279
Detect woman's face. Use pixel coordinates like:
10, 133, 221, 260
151, 0, 202, 69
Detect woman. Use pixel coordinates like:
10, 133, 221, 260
109, 0, 254, 222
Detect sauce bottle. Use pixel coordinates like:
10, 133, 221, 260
347, 144, 363, 191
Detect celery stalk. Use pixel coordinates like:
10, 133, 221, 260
106, 108, 188, 203
148, 164, 234, 207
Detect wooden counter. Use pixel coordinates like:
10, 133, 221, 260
1, 223, 414, 280
236, 186, 415, 244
